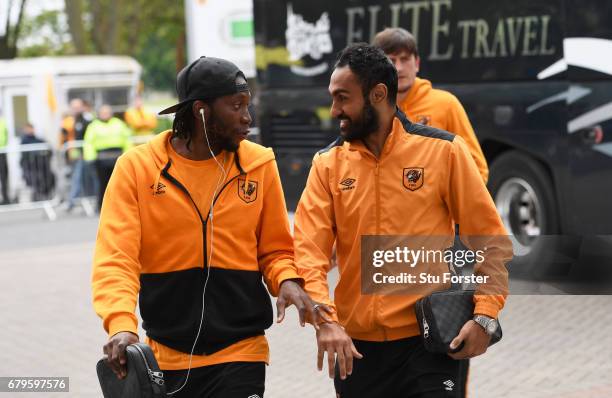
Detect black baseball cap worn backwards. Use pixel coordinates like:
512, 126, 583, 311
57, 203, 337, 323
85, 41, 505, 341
158, 56, 249, 115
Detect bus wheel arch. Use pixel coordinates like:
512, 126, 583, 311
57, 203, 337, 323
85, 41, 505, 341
486, 148, 579, 279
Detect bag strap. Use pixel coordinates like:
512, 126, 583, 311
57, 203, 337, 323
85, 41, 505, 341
449, 224, 466, 290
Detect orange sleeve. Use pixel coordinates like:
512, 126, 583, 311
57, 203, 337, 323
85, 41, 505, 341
256, 160, 303, 296
444, 137, 511, 319
91, 155, 141, 337
294, 154, 339, 322
445, 95, 489, 183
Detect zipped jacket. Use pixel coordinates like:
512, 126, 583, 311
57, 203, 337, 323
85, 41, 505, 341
400, 77, 489, 183
92, 131, 301, 358
294, 109, 510, 341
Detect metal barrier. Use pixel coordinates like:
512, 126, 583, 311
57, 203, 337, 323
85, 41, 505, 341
0, 143, 62, 220
0, 134, 156, 221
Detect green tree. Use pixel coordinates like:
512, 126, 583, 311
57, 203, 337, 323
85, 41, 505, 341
62, 0, 186, 90
121, 1, 186, 91
17, 9, 74, 57
0, 0, 28, 59
15, 1, 185, 90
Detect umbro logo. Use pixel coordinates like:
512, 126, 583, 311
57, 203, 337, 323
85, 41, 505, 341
150, 182, 166, 195
339, 178, 356, 191
443, 379, 454, 391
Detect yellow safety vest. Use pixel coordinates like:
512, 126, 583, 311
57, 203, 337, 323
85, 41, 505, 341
83, 117, 132, 161
0, 118, 8, 148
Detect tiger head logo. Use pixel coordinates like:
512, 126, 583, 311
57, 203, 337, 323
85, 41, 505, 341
406, 170, 421, 183
403, 168, 424, 191
238, 178, 258, 203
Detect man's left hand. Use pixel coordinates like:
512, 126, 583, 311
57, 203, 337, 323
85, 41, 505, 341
277, 279, 333, 329
448, 320, 491, 360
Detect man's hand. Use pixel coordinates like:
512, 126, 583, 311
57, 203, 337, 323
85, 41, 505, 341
448, 320, 491, 360
316, 322, 363, 380
277, 279, 333, 328
103, 331, 139, 379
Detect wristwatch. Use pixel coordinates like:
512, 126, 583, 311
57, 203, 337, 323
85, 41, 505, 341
473, 315, 499, 335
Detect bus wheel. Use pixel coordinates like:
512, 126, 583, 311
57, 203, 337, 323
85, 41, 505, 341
488, 151, 579, 279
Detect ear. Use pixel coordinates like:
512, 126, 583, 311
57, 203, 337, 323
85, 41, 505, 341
369, 83, 388, 105
192, 100, 211, 122
415, 55, 421, 74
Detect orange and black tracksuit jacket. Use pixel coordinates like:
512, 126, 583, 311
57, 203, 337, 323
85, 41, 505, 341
294, 109, 511, 342
92, 130, 301, 369
400, 77, 489, 183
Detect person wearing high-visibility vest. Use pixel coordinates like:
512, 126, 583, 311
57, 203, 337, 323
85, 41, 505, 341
124, 96, 158, 136
0, 112, 9, 204
83, 105, 132, 210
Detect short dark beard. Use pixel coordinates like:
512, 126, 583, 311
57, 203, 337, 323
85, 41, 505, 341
342, 99, 379, 142
207, 114, 239, 153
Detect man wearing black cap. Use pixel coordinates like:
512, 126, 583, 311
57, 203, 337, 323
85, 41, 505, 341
92, 56, 331, 397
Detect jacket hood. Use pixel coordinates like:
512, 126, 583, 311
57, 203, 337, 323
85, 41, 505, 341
402, 77, 432, 106
147, 130, 275, 174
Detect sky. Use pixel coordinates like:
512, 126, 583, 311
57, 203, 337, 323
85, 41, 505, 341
0, 0, 63, 36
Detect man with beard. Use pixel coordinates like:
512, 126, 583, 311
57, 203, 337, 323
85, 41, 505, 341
293, 44, 510, 397
92, 56, 329, 397
373, 28, 489, 183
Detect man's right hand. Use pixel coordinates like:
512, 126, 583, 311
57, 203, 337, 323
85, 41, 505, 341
103, 331, 139, 379
316, 322, 363, 380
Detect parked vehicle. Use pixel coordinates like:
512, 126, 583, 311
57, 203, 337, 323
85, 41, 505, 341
0, 55, 141, 201
253, 0, 612, 278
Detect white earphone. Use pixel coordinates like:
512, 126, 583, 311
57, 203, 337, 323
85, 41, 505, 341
167, 105, 228, 395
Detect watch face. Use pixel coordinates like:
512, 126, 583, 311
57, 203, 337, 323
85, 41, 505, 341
487, 320, 498, 334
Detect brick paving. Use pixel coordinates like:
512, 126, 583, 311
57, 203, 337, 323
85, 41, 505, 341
0, 215, 611, 397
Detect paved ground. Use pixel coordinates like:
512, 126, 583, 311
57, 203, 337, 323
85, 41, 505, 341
0, 211, 611, 397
